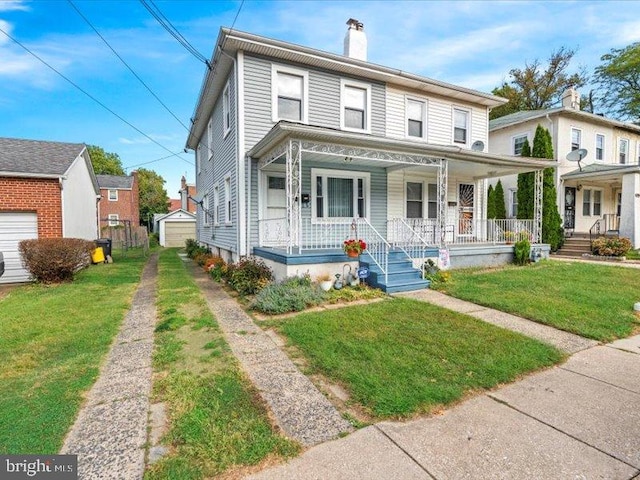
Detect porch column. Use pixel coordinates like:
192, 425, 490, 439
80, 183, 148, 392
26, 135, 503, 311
476, 178, 487, 241
437, 159, 448, 247
620, 173, 640, 248
286, 140, 302, 254
533, 169, 543, 243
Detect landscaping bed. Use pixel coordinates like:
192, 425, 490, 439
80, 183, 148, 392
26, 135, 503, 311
272, 297, 563, 420
435, 261, 640, 341
0, 250, 148, 453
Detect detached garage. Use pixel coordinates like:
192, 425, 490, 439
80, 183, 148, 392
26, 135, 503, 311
0, 212, 38, 284
158, 210, 196, 247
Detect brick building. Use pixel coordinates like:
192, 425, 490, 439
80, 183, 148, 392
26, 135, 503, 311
96, 173, 140, 230
0, 137, 100, 283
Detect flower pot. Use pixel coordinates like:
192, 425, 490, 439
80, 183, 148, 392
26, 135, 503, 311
319, 280, 333, 292
346, 250, 359, 258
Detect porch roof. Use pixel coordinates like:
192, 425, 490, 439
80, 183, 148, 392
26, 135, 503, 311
562, 163, 640, 182
248, 122, 555, 179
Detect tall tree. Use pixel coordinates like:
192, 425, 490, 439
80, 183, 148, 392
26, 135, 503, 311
137, 168, 169, 225
490, 47, 587, 119
493, 180, 507, 219
593, 42, 640, 122
516, 139, 533, 220
87, 145, 125, 175
487, 184, 496, 219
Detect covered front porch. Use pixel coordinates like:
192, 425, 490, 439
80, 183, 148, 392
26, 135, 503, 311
248, 122, 550, 289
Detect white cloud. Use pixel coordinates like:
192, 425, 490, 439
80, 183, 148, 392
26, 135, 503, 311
0, 0, 30, 12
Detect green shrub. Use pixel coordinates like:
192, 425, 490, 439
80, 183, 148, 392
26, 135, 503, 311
592, 237, 632, 257
227, 257, 274, 296
252, 276, 325, 314
18, 238, 95, 283
149, 232, 159, 248
514, 238, 531, 266
185, 238, 198, 256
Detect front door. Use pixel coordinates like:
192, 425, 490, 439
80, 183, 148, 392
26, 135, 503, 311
564, 187, 576, 229
261, 174, 287, 245
458, 183, 474, 236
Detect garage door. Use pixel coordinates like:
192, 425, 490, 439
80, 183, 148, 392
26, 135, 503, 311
164, 221, 195, 247
0, 212, 38, 284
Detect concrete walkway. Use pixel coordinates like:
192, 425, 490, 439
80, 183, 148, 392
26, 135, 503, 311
61, 254, 158, 479
551, 255, 640, 269
398, 289, 597, 354
248, 336, 640, 479
187, 256, 352, 446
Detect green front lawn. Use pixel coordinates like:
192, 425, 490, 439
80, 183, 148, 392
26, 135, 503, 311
435, 261, 640, 341
0, 251, 148, 453
275, 298, 562, 419
146, 249, 298, 480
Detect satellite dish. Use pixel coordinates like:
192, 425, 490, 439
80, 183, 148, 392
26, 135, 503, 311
566, 148, 588, 172
189, 193, 204, 205
471, 140, 485, 152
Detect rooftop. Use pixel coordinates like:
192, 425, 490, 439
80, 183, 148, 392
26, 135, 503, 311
0, 137, 86, 176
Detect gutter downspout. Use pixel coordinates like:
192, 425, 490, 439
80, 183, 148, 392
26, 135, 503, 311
59, 177, 65, 237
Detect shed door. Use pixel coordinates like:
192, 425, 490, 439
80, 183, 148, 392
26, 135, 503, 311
164, 221, 195, 247
0, 212, 38, 284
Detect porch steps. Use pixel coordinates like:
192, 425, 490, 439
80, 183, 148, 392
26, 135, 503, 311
360, 249, 430, 293
553, 235, 591, 258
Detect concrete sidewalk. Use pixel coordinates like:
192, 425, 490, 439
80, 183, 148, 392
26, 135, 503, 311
248, 336, 640, 479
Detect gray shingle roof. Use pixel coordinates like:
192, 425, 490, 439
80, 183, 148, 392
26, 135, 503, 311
96, 174, 133, 189
489, 109, 558, 130
562, 163, 640, 178
0, 137, 86, 176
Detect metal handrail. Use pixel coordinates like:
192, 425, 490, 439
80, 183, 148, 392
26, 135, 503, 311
388, 218, 431, 277
354, 218, 390, 285
589, 218, 603, 251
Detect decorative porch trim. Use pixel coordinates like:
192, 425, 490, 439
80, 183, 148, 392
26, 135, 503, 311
533, 169, 543, 243
437, 158, 448, 246
286, 140, 302, 254
299, 140, 441, 166
259, 142, 288, 169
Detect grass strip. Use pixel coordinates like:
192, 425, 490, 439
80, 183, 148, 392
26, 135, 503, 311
276, 297, 563, 419
0, 250, 148, 453
146, 249, 298, 480
435, 261, 640, 341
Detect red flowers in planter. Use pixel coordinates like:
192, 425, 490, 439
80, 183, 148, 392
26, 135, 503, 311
343, 239, 367, 256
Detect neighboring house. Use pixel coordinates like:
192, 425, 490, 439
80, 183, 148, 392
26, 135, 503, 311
168, 176, 197, 214
489, 88, 640, 247
0, 137, 100, 283
157, 209, 196, 247
96, 172, 140, 230
185, 21, 551, 291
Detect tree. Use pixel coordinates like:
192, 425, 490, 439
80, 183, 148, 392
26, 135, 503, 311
137, 168, 169, 224
493, 180, 507, 219
490, 47, 587, 119
87, 145, 125, 175
486, 184, 496, 219
593, 42, 640, 122
516, 139, 533, 220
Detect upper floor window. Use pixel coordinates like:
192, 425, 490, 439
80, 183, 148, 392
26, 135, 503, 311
108, 189, 118, 201
596, 134, 604, 161
272, 66, 308, 123
341, 80, 371, 132
223, 82, 231, 136
406, 99, 426, 139
207, 119, 213, 160
571, 128, 581, 151
619, 138, 629, 164
224, 176, 231, 224
637, 142, 640, 163
453, 108, 469, 145
513, 134, 528, 155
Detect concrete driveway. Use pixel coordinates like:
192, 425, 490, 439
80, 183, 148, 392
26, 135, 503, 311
248, 336, 640, 479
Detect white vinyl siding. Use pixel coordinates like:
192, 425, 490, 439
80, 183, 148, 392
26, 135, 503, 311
108, 189, 118, 201
596, 134, 604, 161
271, 64, 308, 123
341, 80, 371, 133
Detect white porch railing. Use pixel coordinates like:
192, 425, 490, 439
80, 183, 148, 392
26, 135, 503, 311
259, 217, 288, 247
388, 218, 432, 275
301, 218, 353, 250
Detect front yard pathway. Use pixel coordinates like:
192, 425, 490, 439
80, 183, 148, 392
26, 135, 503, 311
61, 253, 158, 479
186, 256, 352, 446
397, 289, 597, 353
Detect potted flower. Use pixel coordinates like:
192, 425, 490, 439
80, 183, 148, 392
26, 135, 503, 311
317, 272, 333, 292
343, 238, 366, 257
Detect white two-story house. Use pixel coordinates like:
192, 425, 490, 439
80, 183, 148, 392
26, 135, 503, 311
185, 21, 551, 291
489, 88, 640, 248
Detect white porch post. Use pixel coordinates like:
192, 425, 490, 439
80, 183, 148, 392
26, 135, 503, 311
437, 159, 448, 247
533, 169, 543, 243
285, 140, 302, 254
476, 178, 487, 241
620, 173, 640, 248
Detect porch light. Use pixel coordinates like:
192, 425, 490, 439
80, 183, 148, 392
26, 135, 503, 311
577, 184, 582, 191
343, 156, 353, 163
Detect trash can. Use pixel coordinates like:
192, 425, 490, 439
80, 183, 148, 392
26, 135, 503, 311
95, 238, 112, 258
91, 247, 105, 264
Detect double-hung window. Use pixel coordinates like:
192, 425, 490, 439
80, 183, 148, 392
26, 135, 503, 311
341, 80, 371, 132
513, 135, 527, 155
223, 82, 231, 136
509, 189, 518, 218
637, 143, 640, 164
453, 108, 469, 145
213, 185, 219, 225
596, 134, 604, 161
582, 189, 591, 216
203, 194, 210, 226
406, 99, 426, 139
406, 182, 423, 218
571, 128, 581, 151
224, 176, 231, 224
272, 66, 308, 123
313, 169, 369, 219
619, 138, 629, 164
582, 189, 602, 216
108, 214, 119, 227
108, 189, 118, 201
207, 119, 213, 161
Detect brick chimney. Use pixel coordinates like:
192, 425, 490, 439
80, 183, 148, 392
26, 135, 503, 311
344, 18, 367, 61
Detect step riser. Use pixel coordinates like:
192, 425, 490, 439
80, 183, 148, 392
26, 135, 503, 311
361, 252, 429, 293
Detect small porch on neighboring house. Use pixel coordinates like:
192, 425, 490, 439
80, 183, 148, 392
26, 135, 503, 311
561, 164, 640, 251
248, 122, 551, 292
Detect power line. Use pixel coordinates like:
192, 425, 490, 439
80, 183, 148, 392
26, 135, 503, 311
0, 25, 194, 167
68, 0, 190, 133
124, 151, 188, 171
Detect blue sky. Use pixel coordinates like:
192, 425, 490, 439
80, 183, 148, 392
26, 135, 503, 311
2, 0, 640, 196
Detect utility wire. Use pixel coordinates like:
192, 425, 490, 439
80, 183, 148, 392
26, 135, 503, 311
68, 0, 190, 133
124, 151, 188, 171
0, 25, 194, 167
